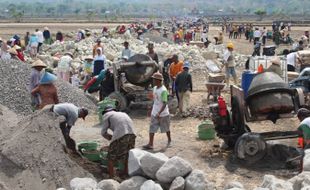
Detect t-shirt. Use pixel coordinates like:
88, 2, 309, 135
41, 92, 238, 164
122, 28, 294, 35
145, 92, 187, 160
287, 52, 297, 67
53, 103, 79, 126
101, 111, 135, 142
298, 117, 310, 142
35, 31, 44, 43
169, 61, 183, 78
254, 30, 261, 38
223, 50, 235, 67
151, 86, 169, 117
122, 48, 133, 58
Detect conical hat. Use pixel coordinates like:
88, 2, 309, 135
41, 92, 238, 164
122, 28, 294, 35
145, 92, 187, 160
40, 72, 57, 84
84, 55, 94, 61
32, 59, 47, 68
13, 45, 21, 50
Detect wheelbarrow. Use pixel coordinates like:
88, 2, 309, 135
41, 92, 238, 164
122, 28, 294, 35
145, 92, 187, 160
205, 82, 226, 103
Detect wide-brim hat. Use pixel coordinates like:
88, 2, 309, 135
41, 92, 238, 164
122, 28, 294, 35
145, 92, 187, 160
40, 72, 57, 84
84, 55, 94, 61
271, 57, 281, 65
152, 72, 163, 81
32, 59, 47, 68
64, 52, 73, 57
8, 48, 17, 55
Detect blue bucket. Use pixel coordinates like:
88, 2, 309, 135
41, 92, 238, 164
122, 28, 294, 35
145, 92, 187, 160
40, 72, 57, 84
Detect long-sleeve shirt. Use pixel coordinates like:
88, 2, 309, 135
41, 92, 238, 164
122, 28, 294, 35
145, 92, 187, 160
29, 69, 42, 91
175, 71, 193, 93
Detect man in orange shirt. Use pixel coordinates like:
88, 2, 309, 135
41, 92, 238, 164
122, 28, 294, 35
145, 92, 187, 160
169, 55, 183, 97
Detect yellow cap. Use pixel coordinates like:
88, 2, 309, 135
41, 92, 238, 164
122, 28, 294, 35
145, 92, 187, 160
227, 42, 234, 49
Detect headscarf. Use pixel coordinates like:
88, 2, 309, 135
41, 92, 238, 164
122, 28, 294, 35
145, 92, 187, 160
94, 47, 106, 61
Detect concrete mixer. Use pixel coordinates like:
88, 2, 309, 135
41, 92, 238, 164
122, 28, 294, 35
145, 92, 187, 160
209, 72, 305, 165
108, 54, 178, 112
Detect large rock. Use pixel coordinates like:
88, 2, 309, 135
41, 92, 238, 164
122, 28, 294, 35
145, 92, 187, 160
169, 177, 185, 190
156, 156, 192, 183
140, 180, 163, 190
70, 178, 97, 190
224, 181, 244, 190
128, 149, 149, 176
289, 172, 310, 190
97, 179, 120, 190
185, 169, 208, 190
302, 187, 310, 190
260, 175, 293, 190
119, 176, 147, 190
304, 150, 310, 171
141, 153, 169, 179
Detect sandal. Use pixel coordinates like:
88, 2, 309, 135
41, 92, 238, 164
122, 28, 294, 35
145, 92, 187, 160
142, 144, 154, 150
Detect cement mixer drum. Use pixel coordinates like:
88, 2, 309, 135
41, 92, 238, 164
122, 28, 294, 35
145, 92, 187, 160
124, 54, 158, 87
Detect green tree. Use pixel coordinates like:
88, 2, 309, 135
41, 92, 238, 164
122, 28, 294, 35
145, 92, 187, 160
254, 9, 267, 21
12, 11, 23, 22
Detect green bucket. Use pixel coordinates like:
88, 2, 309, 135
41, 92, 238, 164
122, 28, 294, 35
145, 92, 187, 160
198, 120, 216, 140
100, 151, 125, 170
77, 141, 98, 151
98, 98, 117, 123
80, 149, 103, 162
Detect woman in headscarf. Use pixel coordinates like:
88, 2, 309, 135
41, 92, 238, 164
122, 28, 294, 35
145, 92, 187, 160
93, 47, 106, 76
43, 27, 52, 45
31, 71, 59, 109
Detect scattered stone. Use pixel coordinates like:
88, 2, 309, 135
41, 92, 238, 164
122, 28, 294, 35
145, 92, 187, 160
304, 150, 310, 171
140, 152, 169, 179
169, 176, 185, 190
97, 179, 120, 190
185, 169, 208, 190
156, 156, 192, 183
70, 177, 97, 190
128, 148, 149, 176
289, 172, 310, 190
302, 186, 310, 190
119, 176, 147, 190
224, 181, 244, 190
260, 175, 293, 190
140, 180, 163, 190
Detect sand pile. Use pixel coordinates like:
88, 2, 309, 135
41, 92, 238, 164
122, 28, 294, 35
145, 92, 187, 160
0, 60, 97, 116
0, 109, 93, 190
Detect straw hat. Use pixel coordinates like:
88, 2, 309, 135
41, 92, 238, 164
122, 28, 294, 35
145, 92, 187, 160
227, 42, 234, 49
64, 52, 73, 57
13, 45, 21, 50
151, 72, 163, 81
84, 55, 94, 61
8, 48, 17, 55
271, 57, 281, 65
32, 59, 47, 68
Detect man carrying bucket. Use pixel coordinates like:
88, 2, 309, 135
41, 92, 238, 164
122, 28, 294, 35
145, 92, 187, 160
100, 104, 136, 178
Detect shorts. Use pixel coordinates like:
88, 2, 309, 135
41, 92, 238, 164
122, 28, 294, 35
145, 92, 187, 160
150, 115, 170, 133
108, 134, 136, 161
226, 67, 236, 78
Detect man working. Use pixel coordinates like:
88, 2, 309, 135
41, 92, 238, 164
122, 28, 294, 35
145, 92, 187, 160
175, 61, 193, 117
51, 103, 88, 152
169, 55, 183, 97
297, 108, 310, 149
100, 105, 136, 178
146, 43, 159, 63
253, 27, 261, 45
121, 41, 133, 59
223, 42, 237, 88
143, 72, 171, 150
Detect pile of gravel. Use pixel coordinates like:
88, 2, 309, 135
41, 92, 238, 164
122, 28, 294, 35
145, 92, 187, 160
0, 60, 97, 116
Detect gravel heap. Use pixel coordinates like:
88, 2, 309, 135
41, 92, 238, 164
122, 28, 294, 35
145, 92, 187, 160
0, 60, 97, 116
0, 110, 93, 190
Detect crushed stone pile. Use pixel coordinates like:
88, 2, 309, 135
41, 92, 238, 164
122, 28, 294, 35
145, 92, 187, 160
0, 104, 20, 145
0, 110, 93, 190
0, 60, 97, 116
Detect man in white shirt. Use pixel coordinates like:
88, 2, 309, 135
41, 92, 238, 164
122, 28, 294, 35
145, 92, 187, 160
35, 29, 44, 53
253, 27, 261, 45
121, 41, 133, 59
287, 51, 298, 72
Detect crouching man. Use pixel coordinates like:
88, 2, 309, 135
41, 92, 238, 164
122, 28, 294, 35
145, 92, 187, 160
101, 105, 136, 178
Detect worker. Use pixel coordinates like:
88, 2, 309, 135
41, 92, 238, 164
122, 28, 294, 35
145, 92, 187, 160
57, 52, 73, 82
253, 27, 261, 45
14, 45, 25, 62
28, 59, 47, 109
169, 54, 184, 97
24, 32, 30, 48
143, 72, 171, 150
29, 33, 38, 58
266, 57, 282, 77
43, 27, 52, 45
223, 42, 237, 88
162, 54, 173, 90
93, 39, 103, 58
99, 69, 115, 101
31, 71, 59, 109
100, 105, 136, 178
175, 61, 193, 117
35, 29, 44, 53
56, 31, 64, 42
51, 103, 88, 152
296, 108, 310, 149
80, 55, 93, 85
214, 31, 223, 45
146, 43, 159, 63
93, 47, 106, 76
8, 48, 18, 60
121, 41, 133, 59
285, 50, 299, 72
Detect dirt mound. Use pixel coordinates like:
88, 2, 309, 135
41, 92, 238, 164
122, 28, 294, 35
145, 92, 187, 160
0, 60, 97, 116
0, 110, 93, 190
0, 104, 20, 143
